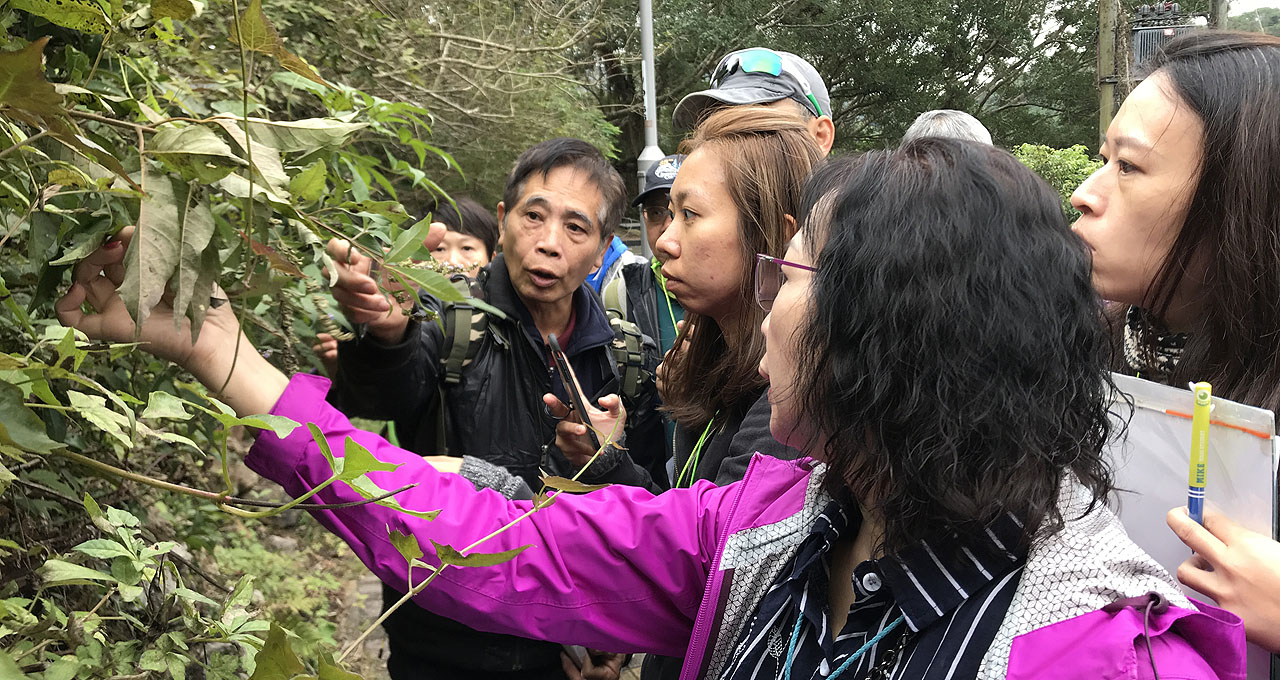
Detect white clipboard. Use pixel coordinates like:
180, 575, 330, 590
1107, 373, 1278, 679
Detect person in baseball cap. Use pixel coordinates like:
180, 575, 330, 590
673, 47, 835, 154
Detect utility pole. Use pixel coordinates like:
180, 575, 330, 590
1097, 0, 1118, 148
1209, 0, 1229, 27
637, 0, 664, 258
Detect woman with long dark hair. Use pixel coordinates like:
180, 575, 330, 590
1069, 30, 1280, 653
58, 139, 1243, 678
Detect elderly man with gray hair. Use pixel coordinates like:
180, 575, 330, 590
902, 109, 992, 145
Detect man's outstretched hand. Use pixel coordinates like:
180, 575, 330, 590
323, 222, 445, 344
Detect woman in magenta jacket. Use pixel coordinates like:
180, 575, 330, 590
58, 139, 1245, 679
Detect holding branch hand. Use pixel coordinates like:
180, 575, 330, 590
55, 226, 287, 416
322, 225, 444, 345
1167, 507, 1280, 652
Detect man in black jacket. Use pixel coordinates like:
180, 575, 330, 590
324, 138, 664, 680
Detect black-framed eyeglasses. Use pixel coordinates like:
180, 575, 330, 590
641, 205, 673, 227
754, 253, 815, 312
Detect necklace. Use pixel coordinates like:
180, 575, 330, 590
782, 612, 906, 680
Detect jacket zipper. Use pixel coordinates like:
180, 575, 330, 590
680, 458, 754, 680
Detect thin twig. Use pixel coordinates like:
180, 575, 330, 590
0, 130, 49, 162
68, 109, 157, 133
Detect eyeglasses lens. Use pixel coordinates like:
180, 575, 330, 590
642, 207, 670, 226
755, 257, 781, 311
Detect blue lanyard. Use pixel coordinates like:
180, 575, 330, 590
783, 612, 906, 680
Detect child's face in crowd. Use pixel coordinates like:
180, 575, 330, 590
656, 148, 747, 319
1070, 72, 1204, 313
432, 226, 491, 277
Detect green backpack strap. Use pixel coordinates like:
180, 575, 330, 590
440, 275, 490, 385
602, 276, 646, 400
434, 275, 498, 454
602, 275, 628, 321
609, 317, 647, 401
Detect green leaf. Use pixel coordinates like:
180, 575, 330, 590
167, 185, 217, 332
289, 161, 326, 204
142, 391, 192, 420
0, 644, 24, 680
387, 528, 423, 565
208, 117, 290, 194
0, 37, 66, 132
247, 623, 305, 680
336, 437, 399, 481
227, 0, 327, 87
0, 462, 14, 497
118, 175, 184, 332
42, 656, 79, 680
227, 0, 280, 53
541, 476, 609, 494
186, 247, 220, 342
150, 125, 245, 184
67, 391, 132, 448
247, 118, 364, 154
151, 0, 195, 20
110, 556, 141, 585
172, 587, 217, 607
72, 538, 135, 561
83, 492, 114, 533
431, 541, 529, 568
317, 659, 362, 680
384, 218, 435, 264
38, 559, 117, 587
308, 422, 337, 472
210, 412, 299, 439
10, 0, 112, 32
386, 264, 464, 303
0, 381, 61, 454
347, 476, 439, 520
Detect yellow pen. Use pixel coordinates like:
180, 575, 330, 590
1187, 382, 1212, 525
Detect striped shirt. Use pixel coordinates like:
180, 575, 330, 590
720, 502, 1027, 680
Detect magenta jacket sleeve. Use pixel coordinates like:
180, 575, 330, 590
244, 374, 735, 656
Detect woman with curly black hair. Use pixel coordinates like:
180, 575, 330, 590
58, 139, 1243, 679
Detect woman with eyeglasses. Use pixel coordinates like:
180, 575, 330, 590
58, 138, 1243, 680
1068, 31, 1280, 654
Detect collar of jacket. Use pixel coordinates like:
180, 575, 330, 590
482, 253, 616, 356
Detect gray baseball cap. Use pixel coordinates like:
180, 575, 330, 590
633, 154, 686, 206
673, 48, 831, 130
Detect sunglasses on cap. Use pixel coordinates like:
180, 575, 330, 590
710, 48, 825, 118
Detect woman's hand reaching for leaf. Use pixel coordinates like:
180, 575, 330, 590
55, 226, 288, 416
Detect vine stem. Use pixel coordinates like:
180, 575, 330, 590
54, 449, 414, 513
336, 417, 624, 664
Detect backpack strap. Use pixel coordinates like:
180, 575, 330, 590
609, 318, 647, 401
439, 275, 489, 385
602, 274, 651, 402
603, 274, 629, 320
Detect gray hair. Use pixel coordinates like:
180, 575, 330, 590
902, 110, 993, 145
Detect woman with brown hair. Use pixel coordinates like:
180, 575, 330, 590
555, 105, 825, 502
1069, 30, 1280, 653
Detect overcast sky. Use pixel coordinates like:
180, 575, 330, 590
1229, 0, 1277, 14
